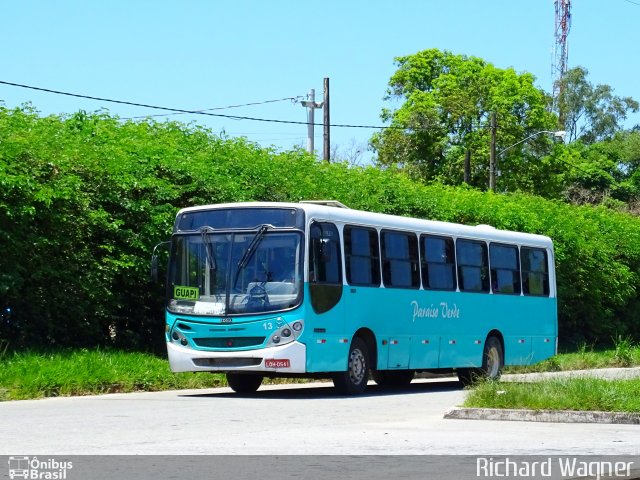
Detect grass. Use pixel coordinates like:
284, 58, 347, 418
1, 338, 639, 403
0, 348, 311, 401
464, 337, 640, 413
0, 349, 227, 401
505, 336, 640, 373
464, 378, 640, 413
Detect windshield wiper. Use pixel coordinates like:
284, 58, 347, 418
233, 224, 272, 287
200, 226, 217, 272
236, 224, 272, 270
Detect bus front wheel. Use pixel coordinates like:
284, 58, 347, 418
332, 337, 370, 395
226, 373, 263, 394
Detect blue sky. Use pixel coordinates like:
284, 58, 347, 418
1, 0, 639, 162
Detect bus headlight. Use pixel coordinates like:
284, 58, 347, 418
265, 320, 304, 347
170, 328, 190, 347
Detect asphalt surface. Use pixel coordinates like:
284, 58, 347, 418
1, 369, 638, 480
0, 373, 639, 455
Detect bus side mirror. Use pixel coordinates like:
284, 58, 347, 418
150, 241, 171, 284
150, 254, 159, 283
320, 239, 333, 262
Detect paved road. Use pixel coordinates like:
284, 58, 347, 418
0, 378, 638, 455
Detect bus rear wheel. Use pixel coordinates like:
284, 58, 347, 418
226, 373, 263, 394
482, 336, 504, 380
457, 336, 503, 386
332, 337, 370, 395
372, 370, 414, 387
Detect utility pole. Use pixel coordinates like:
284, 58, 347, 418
323, 77, 330, 162
489, 112, 497, 192
301, 79, 330, 160
463, 149, 471, 184
301, 88, 323, 156
306, 89, 316, 155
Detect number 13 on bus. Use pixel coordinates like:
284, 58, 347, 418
154, 200, 557, 395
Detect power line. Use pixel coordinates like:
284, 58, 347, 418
0, 80, 390, 129
121, 96, 305, 120
622, 0, 640, 6
1, 79, 601, 178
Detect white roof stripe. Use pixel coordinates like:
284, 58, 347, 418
177, 201, 553, 249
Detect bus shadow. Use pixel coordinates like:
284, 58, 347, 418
179, 378, 464, 400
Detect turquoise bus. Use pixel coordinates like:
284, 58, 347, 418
162, 201, 557, 394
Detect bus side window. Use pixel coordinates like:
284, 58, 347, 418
344, 225, 381, 287
381, 230, 420, 289
456, 239, 490, 293
489, 243, 521, 295
521, 247, 550, 296
309, 222, 343, 313
421, 235, 457, 291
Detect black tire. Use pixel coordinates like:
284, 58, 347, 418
226, 373, 263, 394
332, 337, 370, 395
457, 336, 503, 386
481, 336, 504, 380
372, 370, 415, 387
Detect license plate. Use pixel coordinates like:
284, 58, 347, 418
265, 359, 290, 368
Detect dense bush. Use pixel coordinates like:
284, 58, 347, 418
1, 106, 639, 351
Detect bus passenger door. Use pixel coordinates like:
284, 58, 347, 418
305, 221, 347, 373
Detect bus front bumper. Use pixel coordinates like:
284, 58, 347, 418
167, 340, 306, 374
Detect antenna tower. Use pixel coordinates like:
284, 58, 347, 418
553, 0, 572, 128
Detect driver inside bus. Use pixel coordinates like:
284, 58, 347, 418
268, 249, 296, 283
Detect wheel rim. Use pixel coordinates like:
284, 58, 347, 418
348, 348, 366, 385
486, 346, 500, 378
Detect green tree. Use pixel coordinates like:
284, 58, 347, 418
371, 49, 558, 193
557, 66, 639, 144
2, 104, 640, 350
559, 130, 640, 206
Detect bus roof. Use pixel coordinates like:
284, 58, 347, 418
177, 201, 553, 249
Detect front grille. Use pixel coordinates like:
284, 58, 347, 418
192, 358, 262, 368
193, 337, 265, 348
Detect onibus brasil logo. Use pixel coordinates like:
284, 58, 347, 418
8, 456, 73, 479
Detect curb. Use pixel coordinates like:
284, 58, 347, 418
502, 367, 640, 383
444, 407, 640, 425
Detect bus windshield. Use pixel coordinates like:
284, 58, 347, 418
167, 229, 303, 316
